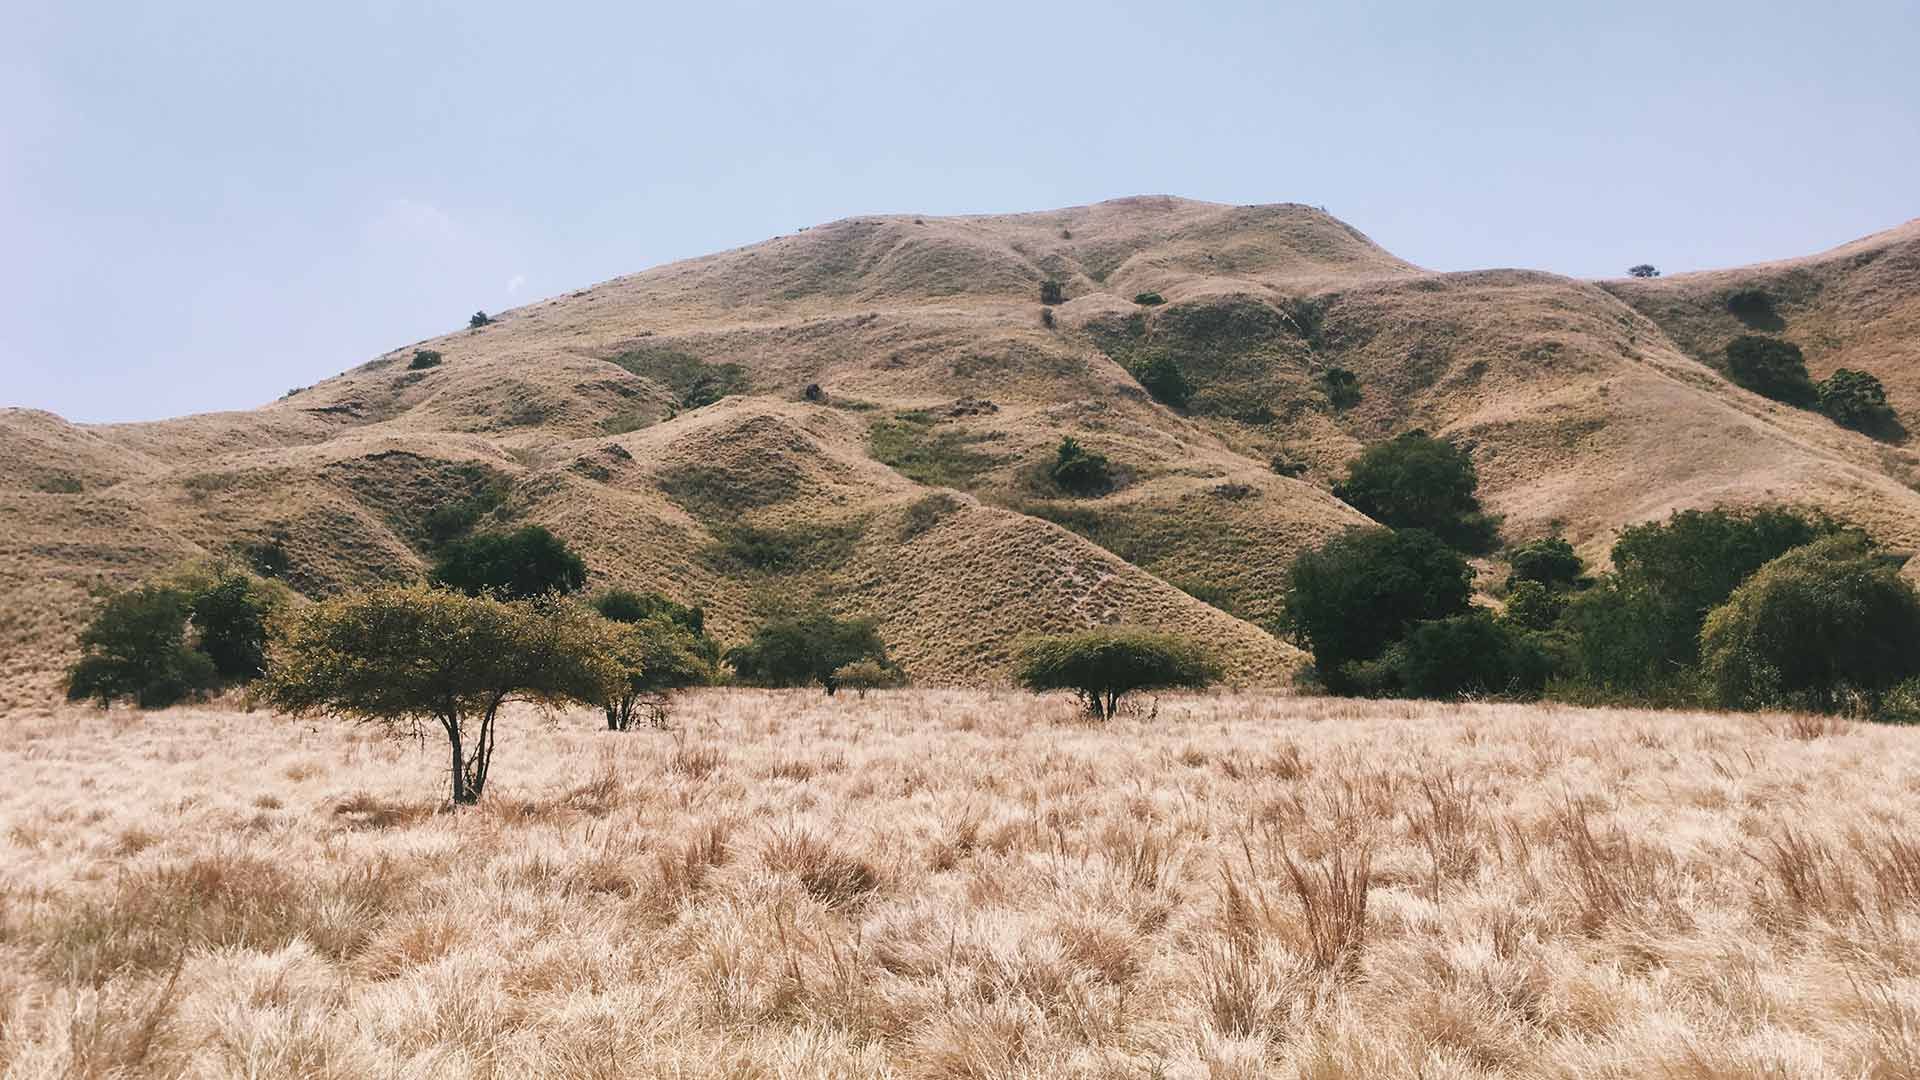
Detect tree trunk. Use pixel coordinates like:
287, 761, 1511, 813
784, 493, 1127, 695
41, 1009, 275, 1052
446, 716, 473, 805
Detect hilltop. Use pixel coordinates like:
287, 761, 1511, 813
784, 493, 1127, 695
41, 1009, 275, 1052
6, 197, 1920, 705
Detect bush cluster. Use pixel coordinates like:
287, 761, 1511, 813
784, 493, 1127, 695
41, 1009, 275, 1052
1331, 431, 1498, 552
1049, 436, 1114, 496
66, 564, 284, 709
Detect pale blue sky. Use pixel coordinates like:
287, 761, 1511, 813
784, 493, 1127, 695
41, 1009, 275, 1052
4, 0, 1915, 422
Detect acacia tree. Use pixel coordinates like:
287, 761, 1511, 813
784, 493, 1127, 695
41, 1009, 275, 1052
601, 614, 713, 730
259, 586, 620, 804
1015, 626, 1218, 720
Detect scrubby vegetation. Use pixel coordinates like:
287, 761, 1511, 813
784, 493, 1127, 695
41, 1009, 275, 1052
1133, 355, 1192, 408
1015, 626, 1217, 719
260, 586, 619, 803
428, 525, 587, 599
1724, 335, 1816, 406
407, 349, 443, 370
1627, 263, 1659, 278
1318, 365, 1361, 410
1331, 431, 1498, 551
725, 610, 892, 694
1817, 367, 1898, 433
65, 564, 283, 708
609, 345, 749, 409
469, 311, 492, 328
1038, 278, 1064, 305
1048, 435, 1114, 496
1279, 527, 1473, 694
868, 412, 1004, 489
1132, 291, 1164, 306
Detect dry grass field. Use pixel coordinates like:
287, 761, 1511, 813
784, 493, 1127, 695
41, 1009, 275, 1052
3, 689, 1918, 1078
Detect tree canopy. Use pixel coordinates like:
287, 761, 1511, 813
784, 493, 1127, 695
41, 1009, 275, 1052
428, 525, 588, 600
725, 610, 892, 694
1280, 527, 1474, 692
1331, 432, 1497, 551
1701, 534, 1920, 713
1015, 626, 1217, 720
259, 586, 620, 803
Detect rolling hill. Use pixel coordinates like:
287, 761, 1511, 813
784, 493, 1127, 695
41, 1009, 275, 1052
5, 196, 1918, 707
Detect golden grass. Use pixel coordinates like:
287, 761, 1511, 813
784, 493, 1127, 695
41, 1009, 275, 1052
4, 689, 1919, 1077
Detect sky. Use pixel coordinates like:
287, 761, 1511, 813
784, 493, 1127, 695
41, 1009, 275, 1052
3, 1, 1916, 423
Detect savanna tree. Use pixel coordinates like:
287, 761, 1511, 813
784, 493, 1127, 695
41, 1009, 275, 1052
1015, 626, 1218, 720
259, 585, 620, 804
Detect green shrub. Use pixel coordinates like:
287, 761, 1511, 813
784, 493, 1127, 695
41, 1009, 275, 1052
832, 658, 904, 697
1609, 506, 1827, 666
428, 526, 588, 599
185, 568, 279, 681
1319, 367, 1361, 410
609, 345, 749, 410
260, 586, 620, 803
1040, 279, 1065, 305
240, 535, 291, 578
1816, 368, 1896, 432
407, 350, 443, 370
33, 473, 83, 494
1040, 307, 1056, 329
1280, 527, 1474, 692
1502, 580, 1564, 631
1134, 355, 1192, 409
1725, 289, 1775, 322
1133, 292, 1165, 306
1049, 436, 1113, 496
1506, 536, 1583, 590
593, 588, 706, 635
1627, 264, 1660, 278
1724, 335, 1816, 406
469, 311, 492, 328
1015, 626, 1217, 720
1331, 431, 1498, 551
1556, 583, 1693, 697
725, 611, 891, 694
601, 614, 716, 730
1389, 613, 1552, 700
65, 585, 219, 709
1701, 534, 1920, 714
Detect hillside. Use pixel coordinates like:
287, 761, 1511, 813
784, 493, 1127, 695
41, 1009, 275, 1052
6, 197, 1920, 706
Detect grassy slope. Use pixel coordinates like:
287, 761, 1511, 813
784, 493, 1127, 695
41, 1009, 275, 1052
2, 690, 1917, 1077
5, 199, 1920, 705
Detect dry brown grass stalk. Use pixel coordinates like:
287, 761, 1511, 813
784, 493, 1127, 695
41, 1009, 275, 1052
2, 688, 1919, 1076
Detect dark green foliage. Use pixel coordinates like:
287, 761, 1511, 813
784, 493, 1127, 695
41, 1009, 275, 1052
1280, 527, 1474, 692
1501, 580, 1565, 631
1701, 534, 1920, 713
593, 589, 706, 635
869, 414, 1005, 489
1331, 432, 1499, 552
65, 586, 219, 708
1319, 367, 1361, 410
1387, 613, 1552, 700
469, 311, 492, 328
1506, 537, 1584, 590
609, 345, 749, 410
1816, 368, 1897, 433
1133, 292, 1165, 306
1609, 506, 1825, 664
1040, 307, 1056, 329
1628, 264, 1660, 278
705, 521, 863, 574
1049, 436, 1113, 496
407, 350, 443, 371
65, 588, 215, 708
421, 470, 512, 548
189, 571, 275, 681
428, 526, 588, 599
1014, 626, 1218, 720
1725, 289, 1777, 325
725, 611, 891, 694
64, 564, 284, 707
1724, 336, 1816, 406
1039, 279, 1065, 305
1556, 583, 1693, 697
1133, 355, 1192, 409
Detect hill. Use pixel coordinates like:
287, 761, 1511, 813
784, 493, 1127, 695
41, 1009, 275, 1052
6, 197, 1920, 705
